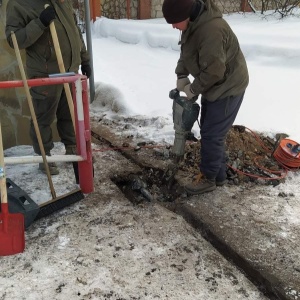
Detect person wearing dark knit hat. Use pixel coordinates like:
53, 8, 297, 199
163, 0, 195, 25
163, 0, 249, 195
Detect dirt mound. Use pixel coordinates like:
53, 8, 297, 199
179, 125, 289, 186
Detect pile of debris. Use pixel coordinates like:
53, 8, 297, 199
179, 125, 289, 186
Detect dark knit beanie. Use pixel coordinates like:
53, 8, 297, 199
162, 0, 195, 24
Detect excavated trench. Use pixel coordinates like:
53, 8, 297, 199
112, 169, 285, 300
111, 167, 182, 204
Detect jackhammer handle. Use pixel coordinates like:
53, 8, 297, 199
169, 88, 197, 102
169, 88, 180, 100
169, 88, 197, 112
44, 4, 76, 133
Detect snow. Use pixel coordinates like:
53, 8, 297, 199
1, 10, 300, 300
90, 12, 300, 143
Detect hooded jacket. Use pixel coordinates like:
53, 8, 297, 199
5, 0, 89, 78
176, 0, 249, 101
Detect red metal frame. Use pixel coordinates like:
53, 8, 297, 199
0, 75, 94, 194
0, 76, 81, 88
73, 78, 94, 194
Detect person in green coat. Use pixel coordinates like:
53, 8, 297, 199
6, 0, 91, 175
163, 0, 249, 194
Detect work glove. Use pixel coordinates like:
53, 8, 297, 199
183, 83, 197, 100
176, 76, 190, 92
39, 6, 56, 27
81, 64, 92, 78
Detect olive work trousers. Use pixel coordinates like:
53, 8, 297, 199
29, 83, 76, 155
199, 92, 245, 181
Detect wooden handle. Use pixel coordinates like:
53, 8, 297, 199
45, 4, 76, 132
11, 32, 56, 199
0, 122, 8, 205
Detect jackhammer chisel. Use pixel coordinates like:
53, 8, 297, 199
163, 88, 200, 188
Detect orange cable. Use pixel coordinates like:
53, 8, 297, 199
227, 127, 290, 181
227, 164, 287, 181
244, 127, 274, 153
273, 145, 300, 169
246, 127, 300, 169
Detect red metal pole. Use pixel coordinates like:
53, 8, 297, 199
73, 77, 94, 194
0, 75, 82, 88
127, 0, 131, 19
89, 0, 101, 21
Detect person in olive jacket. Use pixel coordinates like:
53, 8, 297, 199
163, 0, 249, 195
6, 0, 91, 175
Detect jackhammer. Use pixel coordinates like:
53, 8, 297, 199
163, 88, 200, 188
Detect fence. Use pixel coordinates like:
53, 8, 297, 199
71, 0, 254, 26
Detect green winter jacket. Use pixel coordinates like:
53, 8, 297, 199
176, 0, 249, 101
5, 0, 89, 78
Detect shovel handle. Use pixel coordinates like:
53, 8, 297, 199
11, 32, 56, 199
45, 4, 76, 133
0, 123, 8, 205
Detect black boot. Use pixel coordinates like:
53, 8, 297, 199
185, 177, 216, 195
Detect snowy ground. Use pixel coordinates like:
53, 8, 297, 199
90, 11, 300, 143
0, 141, 269, 300
1, 10, 300, 300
